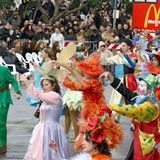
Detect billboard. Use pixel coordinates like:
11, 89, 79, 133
132, 3, 160, 33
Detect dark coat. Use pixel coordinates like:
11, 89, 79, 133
34, 31, 48, 41
0, 27, 10, 40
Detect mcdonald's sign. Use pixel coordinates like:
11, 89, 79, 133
133, 3, 160, 32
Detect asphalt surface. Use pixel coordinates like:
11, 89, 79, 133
0, 85, 133, 160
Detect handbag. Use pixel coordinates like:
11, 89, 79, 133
34, 101, 42, 118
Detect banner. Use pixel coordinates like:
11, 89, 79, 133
132, 3, 160, 32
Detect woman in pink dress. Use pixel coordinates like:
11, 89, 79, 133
20, 74, 71, 160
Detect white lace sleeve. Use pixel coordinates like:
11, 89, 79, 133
72, 152, 92, 160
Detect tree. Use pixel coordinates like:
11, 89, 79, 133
0, 0, 15, 8
28, 0, 91, 24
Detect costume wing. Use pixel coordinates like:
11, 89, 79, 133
56, 43, 77, 82
57, 43, 77, 62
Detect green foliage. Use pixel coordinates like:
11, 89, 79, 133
69, 0, 80, 10
0, 0, 15, 8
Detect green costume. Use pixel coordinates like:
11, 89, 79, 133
0, 66, 21, 148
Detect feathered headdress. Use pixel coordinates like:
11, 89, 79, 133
74, 106, 124, 149
77, 55, 105, 76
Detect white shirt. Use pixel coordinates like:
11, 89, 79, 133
49, 32, 64, 50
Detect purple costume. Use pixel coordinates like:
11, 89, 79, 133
24, 84, 71, 160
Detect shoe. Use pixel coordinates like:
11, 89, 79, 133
66, 134, 69, 139
68, 138, 75, 143
0, 145, 7, 155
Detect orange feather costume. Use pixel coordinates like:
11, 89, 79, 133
63, 55, 124, 149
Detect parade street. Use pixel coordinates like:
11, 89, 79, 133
0, 84, 133, 160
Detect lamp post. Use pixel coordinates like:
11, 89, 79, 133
113, 0, 118, 29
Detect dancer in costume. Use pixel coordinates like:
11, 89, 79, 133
0, 66, 21, 155
27, 48, 57, 106
20, 74, 71, 160
49, 105, 123, 160
99, 71, 160, 160
53, 54, 123, 150
62, 54, 84, 142
100, 38, 138, 123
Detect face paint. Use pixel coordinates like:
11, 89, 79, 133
137, 80, 148, 95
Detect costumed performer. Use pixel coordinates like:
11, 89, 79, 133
53, 55, 124, 150
0, 66, 21, 155
100, 38, 138, 123
26, 47, 57, 106
20, 74, 71, 160
49, 105, 124, 160
62, 54, 84, 142
99, 71, 160, 160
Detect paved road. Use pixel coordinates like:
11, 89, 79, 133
0, 85, 133, 160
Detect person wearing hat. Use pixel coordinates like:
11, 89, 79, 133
64, 27, 76, 41
7, 11, 20, 28
100, 39, 138, 123
73, 23, 79, 34
99, 71, 160, 160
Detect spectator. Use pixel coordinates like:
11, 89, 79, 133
49, 26, 64, 50
132, 26, 141, 39
87, 23, 96, 37
6, 7, 14, 21
22, 41, 32, 58
64, 27, 76, 41
76, 28, 87, 41
59, 0, 67, 14
118, 23, 132, 41
0, 41, 7, 56
99, 25, 106, 36
34, 40, 47, 53
117, 8, 126, 25
51, 41, 61, 60
19, 0, 30, 28
94, 9, 102, 30
34, 25, 48, 41
42, 0, 55, 18
11, 26, 22, 40
7, 11, 20, 28
60, 25, 66, 37
23, 24, 35, 40
101, 25, 112, 43
13, 39, 23, 54
88, 28, 102, 51
109, 30, 120, 43
0, 22, 10, 42
2, 45, 29, 74
20, 20, 29, 37
73, 23, 79, 34
117, 23, 123, 38
28, 5, 36, 21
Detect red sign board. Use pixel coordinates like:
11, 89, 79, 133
132, 3, 160, 33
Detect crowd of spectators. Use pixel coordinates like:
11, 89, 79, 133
0, 0, 159, 72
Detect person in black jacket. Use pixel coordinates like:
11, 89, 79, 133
88, 28, 102, 52
42, 0, 55, 18
2, 46, 29, 74
34, 25, 48, 41
19, 0, 30, 28
0, 22, 11, 42
94, 9, 102, 30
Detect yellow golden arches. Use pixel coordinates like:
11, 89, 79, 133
144, 4, 160, 28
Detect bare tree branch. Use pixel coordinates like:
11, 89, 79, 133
29, 0, 91, 24
50, 0, 90, 23
29, 0, 49, 23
